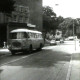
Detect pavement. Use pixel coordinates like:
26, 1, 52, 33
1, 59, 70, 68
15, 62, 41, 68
0, 45, 80, 80
0, 48, 10, 57
66, 48, 80, 80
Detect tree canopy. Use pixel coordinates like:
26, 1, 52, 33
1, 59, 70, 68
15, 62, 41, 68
43, 6, 56, 32
43, 6, 64, 33
58, 18, 80, 37
0, 0, 15, 16
43, 6, 80, 38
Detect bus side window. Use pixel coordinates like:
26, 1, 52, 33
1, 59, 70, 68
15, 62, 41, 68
40, 34, 42, 38
39, 34, 40, 38
24, 32, 29, 38
33, 33, 35, 38
39, 34, 41, 38
35, 34, 37, 38
37, 34, 39, 38
34, 33, 36, 38
31, 33, 34, 38
29, 32, 33, 38
28, 32, 32, 38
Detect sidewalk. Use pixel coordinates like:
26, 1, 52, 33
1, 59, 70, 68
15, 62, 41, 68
66, 48, 80, 80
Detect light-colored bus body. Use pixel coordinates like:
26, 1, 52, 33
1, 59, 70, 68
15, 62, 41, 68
8, 29, 44, 55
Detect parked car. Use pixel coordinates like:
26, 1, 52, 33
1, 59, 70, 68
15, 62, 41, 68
50, 39, 56, 45
60, 38, 64, 43
67, 36, 78, 40
55, 38, 60, 44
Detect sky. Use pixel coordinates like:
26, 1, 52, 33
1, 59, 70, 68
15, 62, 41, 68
43, 0, 80, 18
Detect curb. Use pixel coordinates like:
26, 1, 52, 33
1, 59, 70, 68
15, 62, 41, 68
66, 49, 80, 80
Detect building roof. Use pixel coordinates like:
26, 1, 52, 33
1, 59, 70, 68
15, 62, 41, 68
11, 28, 42, 34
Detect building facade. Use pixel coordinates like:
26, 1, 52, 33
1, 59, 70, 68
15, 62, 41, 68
0, 0, 42, 31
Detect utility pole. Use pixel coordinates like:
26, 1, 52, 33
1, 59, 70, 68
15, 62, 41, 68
73, 19, 74, 36
73, 19, 76, 51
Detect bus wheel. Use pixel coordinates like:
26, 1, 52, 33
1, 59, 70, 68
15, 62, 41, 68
11, 51, 16, 55
37, 44, 42, 51
29, 45, 33, 53
23, 50, 27, 54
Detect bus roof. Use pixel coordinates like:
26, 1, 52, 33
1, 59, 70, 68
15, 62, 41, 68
10, 29, 42, 34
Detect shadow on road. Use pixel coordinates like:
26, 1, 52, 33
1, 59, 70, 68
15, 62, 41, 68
6, 49, 71, 68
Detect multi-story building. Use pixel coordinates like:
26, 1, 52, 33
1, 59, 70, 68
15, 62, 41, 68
0, 0, 42, 31
8, 5, 29, 23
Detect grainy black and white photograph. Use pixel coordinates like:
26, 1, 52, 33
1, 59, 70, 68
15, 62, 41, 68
0, 0, 80, 80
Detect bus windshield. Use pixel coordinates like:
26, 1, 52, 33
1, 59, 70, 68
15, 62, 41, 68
10, 32, 29, 39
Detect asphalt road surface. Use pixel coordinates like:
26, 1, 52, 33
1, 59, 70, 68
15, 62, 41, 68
0, 41, 76, 80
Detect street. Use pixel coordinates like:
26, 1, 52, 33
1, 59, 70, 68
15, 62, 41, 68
0, 41, 79, 80
1, 0, 80, 80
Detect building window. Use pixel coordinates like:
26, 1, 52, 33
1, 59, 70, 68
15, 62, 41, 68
13, 15, 17, 22
19, 16, 23, 23
25, 7, 29, 13
14, 5, 18, 11
20, 7, 23, 12
25, 17, 28, 23
19, 6, 21, 12
18, 6, 24, 12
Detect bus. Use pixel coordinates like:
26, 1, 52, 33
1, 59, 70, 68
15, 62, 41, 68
8, 28, 44, 55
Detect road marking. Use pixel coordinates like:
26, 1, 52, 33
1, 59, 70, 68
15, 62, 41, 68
0, 52, 37, 67
0, 56, 28, 67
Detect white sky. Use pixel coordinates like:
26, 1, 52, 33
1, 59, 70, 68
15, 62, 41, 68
43, 0, 80, 18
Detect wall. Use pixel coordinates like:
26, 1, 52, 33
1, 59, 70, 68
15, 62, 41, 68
0, 0, 42, 31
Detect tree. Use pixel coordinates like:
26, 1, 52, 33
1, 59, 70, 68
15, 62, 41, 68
58, 18, 80, 37
58, 18, 73, 37
43, 6, 56, 32
43, 6, 56, 18
0, 0, 15, 16
43, 6, 64, 34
